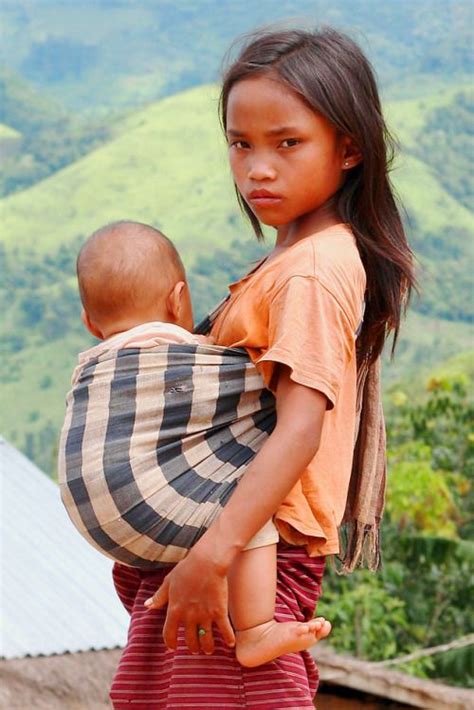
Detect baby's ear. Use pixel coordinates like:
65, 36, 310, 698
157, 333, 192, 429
81, 309, 104, 339
166, 282, 184, 322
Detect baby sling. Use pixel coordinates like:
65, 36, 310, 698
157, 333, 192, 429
58, 299, 386, 572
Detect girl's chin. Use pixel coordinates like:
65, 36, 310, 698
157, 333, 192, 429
253, 213, 287, 228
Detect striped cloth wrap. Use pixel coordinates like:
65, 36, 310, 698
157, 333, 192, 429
58, 343, 276, 569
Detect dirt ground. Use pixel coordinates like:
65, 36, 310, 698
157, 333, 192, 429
0, 649, 122, 710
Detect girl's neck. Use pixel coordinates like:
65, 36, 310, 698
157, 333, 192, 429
275, 200, 341, 249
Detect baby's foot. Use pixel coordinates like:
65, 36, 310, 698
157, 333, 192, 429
235, 616, 331, 668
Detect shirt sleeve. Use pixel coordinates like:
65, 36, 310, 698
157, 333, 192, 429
256, 275, 356, 408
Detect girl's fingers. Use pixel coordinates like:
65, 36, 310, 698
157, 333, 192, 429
198, 621, 215, 655
184, 620, 201, 655
144, 577, 169, 610
216, 613, 236, 648
162, 606, 180, 650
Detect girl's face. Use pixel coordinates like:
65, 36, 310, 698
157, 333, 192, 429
226, 74, 350, 232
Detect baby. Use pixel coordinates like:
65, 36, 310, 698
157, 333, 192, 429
73, 220, 330, 667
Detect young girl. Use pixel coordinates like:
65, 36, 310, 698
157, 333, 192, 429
110, 27, 414, 709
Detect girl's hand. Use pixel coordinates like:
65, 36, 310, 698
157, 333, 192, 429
144, 546, 236, 655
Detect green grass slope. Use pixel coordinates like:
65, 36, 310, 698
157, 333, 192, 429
385, 84, 471, 146
0, 85, 245, 263
393, 152, 472, 234
0, 123, 21, 138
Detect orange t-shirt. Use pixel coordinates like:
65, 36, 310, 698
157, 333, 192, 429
211, 223, 366, 556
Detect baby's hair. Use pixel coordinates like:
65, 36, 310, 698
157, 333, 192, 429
77, 220, 185, 327
220, 27, 416, 362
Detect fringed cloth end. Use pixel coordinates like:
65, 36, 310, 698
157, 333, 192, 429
333, 355, 387, 574
335, 520, 382, 574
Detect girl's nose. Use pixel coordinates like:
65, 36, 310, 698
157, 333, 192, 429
247, 160, 277, 181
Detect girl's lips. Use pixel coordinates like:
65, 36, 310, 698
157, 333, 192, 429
247, 190, 283, 206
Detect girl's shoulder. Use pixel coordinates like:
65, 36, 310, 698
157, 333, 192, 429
276, 224, 365, 291
268, 225, 366, 329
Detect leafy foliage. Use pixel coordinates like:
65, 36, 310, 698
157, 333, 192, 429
319, 370, 474, 687
387, 447, 459, 538
388, 374, 474, 538
322, 571, 409, 661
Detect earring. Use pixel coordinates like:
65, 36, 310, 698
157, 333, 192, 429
344, 160, 350, 167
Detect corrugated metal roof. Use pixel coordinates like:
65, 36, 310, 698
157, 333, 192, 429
0, 437, 129, 659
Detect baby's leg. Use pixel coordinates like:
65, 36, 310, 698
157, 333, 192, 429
228, 543, 277, 631
228, 544, 331, 667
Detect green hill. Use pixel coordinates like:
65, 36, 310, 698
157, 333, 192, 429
0, 68, 111, 196
1, 82, 473, 474
0, 85, 244, 261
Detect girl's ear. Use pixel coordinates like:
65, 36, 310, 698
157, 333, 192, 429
81, 309, 104, 340
341, 136, 363, 170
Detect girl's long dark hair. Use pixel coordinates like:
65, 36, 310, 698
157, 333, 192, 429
219, 28, 416, 363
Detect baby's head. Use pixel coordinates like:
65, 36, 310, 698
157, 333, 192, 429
77, 221, 193, 339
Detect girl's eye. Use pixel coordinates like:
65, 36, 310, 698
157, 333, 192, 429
281, 138, 300, 148
229, 140, 250, 149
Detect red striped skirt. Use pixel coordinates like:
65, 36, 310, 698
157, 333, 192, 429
110, 543, 325, 709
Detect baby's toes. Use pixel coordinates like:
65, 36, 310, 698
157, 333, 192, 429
317, 620, 332, 639
308, 617, 325, 632
308, 617, 331, 640
296, 623, 311, 636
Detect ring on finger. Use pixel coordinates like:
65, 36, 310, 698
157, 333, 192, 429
198, 627, 207, 638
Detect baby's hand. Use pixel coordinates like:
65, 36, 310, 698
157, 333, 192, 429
195, 334, 215, 345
